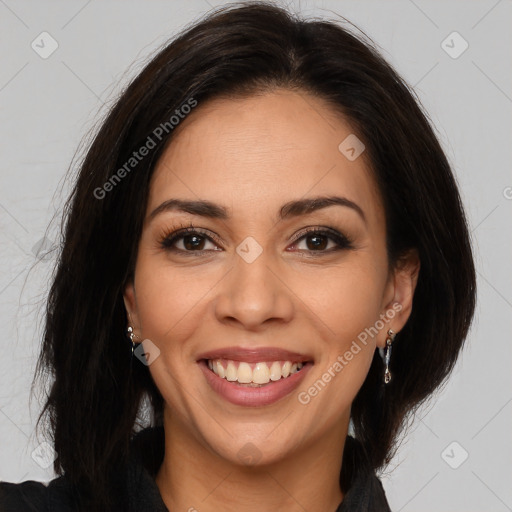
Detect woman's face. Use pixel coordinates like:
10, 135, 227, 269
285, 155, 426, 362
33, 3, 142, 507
124, 89, 416, 466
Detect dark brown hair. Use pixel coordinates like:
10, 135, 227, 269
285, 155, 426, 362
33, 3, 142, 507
33, 2, 476, 509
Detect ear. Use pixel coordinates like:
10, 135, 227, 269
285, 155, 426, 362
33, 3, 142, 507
123, 280, 141, 332
377, 248, 420, 348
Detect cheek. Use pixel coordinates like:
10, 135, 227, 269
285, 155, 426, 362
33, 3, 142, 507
133, 257, 212, 348
299, 260, 385, 392
301, 259, 386, 337
297, 284, 381, 423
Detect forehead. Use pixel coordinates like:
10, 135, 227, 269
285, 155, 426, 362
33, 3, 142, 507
149, 89, 383, 224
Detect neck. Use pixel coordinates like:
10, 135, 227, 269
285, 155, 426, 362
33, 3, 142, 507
155, 407, 347, 512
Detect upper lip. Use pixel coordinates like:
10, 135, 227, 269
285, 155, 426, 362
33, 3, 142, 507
197, 346, 313, 363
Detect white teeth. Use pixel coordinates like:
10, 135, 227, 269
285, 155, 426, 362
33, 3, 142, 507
225, 361, 237, 381
252, 362, 270, 384
237, 362, 252, 383
208, 359, 306, 384
215, 360, 225, 379
269, 361, 282, 381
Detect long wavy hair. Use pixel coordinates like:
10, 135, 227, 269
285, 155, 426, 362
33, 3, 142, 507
33, 2, 476, 510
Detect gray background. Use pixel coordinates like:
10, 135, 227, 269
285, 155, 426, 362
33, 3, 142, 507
0, 1, 511, 510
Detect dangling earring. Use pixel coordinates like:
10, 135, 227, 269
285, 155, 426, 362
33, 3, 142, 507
384, 329, 396, 384
127, 326, 140, 357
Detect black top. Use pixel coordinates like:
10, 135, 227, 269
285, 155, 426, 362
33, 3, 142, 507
0, 426, 391, 511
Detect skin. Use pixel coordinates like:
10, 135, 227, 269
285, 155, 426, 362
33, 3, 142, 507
123, 89, 420, 512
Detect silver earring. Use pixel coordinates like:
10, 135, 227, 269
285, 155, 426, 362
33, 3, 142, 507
127, 326, 139, 356
384, 329, 396, 384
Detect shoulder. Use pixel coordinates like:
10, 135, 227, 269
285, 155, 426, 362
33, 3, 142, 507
0, 427, 166, 512
0, 476, 77, 512
338, 436, 392, 512
0, 479, 50, 512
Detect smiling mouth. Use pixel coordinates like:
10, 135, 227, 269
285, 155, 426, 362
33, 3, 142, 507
203, 359, 309, 387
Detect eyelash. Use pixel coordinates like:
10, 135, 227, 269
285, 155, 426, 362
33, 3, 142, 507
158, 222, 354, 257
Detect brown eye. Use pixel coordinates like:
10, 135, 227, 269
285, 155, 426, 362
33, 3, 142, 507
303, 233, 329, 251
159, 227, 222, 253
181, 234, 207, 251
290, 227, 354, 254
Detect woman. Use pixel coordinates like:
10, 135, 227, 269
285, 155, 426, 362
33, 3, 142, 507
0, 2, 476, 511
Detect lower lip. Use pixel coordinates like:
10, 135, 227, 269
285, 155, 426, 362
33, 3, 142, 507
198, 360, 312, 407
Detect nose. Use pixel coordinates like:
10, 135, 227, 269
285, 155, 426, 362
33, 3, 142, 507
213, 250, 294, 331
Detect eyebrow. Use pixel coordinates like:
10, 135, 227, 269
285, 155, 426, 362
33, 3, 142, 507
148, 195, 366, 224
